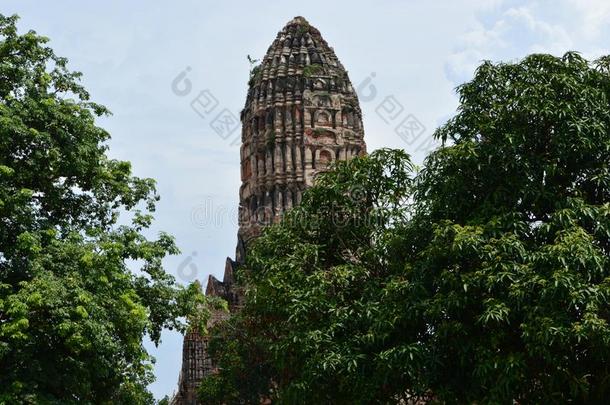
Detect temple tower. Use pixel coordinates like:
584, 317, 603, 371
172, 16, 366, 404
236, 15, 366, 257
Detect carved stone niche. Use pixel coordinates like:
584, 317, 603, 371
313, 78, 326, 90
342, 128, 357, 141
305, 127, 336, 145
315, 110, 332, 127
318, 149, 333, 167
313, 94, 332, 108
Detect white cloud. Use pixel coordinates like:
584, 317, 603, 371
566, 0, 610, 39
445, 3, 575, 85
443, 0, 610, 86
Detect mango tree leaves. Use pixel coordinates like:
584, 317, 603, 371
0, 14, 204, 404
202, 53, 610, 404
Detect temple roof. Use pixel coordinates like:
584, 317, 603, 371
244, 16, 355, 109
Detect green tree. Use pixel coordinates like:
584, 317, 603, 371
407, 51, 610, 403
201, 149, 419, 404
202, 52, 610, 403
0, 14, 205, 403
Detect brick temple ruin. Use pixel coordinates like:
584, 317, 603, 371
171, 16, 367, 404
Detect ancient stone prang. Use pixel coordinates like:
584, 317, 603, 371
236, 16, 366, 254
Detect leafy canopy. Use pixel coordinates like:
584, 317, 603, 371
0, 14, 205, 404
201, 52, 610, 404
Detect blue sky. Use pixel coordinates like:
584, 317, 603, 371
3, 0, 609, 399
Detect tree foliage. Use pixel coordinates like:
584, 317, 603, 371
201, 52, 610, 403
0, 14, 204, 403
